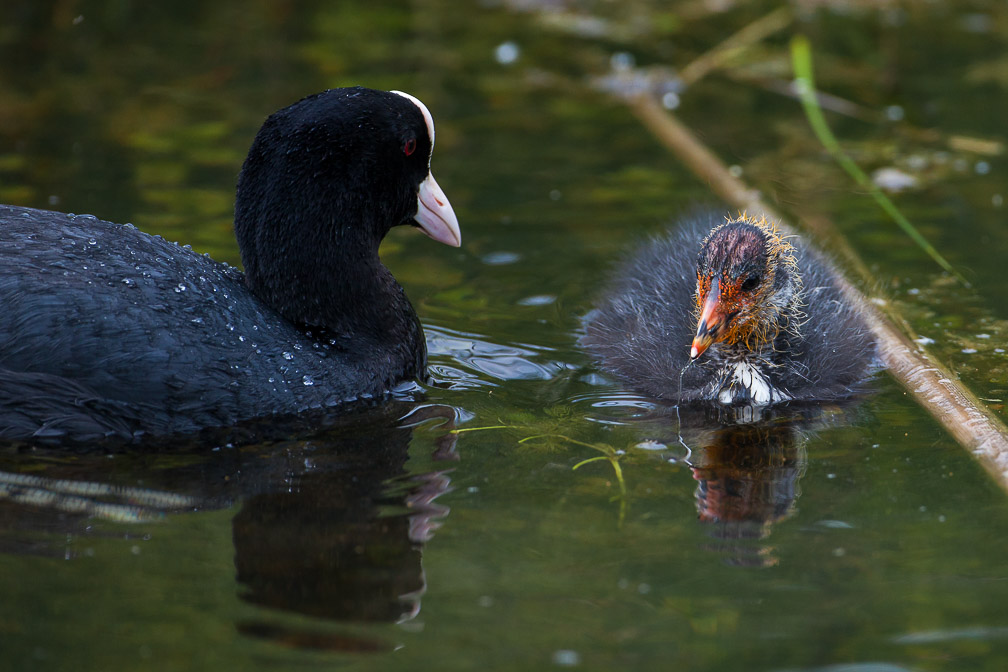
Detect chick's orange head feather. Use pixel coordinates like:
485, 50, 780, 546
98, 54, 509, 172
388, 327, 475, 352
691, 214, 792, 358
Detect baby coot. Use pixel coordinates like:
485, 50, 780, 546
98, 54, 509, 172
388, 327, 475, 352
582, 212, 874, 405
0, 87, 460, 442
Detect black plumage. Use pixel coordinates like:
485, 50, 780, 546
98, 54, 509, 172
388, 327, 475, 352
0, 87, 460, 442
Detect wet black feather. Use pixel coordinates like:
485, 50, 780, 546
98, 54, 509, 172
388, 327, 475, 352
0, 88, 436, 442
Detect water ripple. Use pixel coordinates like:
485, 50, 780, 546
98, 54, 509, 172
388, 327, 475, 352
425, 324, 571, 386
892, 625, 1008, 644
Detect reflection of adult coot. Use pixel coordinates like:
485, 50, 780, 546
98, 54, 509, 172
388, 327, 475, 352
0, 403, 455, 649
232, 407, 454, 625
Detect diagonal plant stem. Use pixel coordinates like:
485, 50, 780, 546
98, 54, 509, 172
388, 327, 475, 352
790, 35, 969, 287
678, 6, 794, 87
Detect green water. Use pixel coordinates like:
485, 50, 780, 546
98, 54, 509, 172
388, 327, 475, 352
2, 1, 1008, 670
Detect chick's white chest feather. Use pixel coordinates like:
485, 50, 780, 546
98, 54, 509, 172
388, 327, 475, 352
717, 360, 791, 406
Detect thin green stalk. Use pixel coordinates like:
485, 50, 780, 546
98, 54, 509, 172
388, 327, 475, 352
449, 425, 510, 434
453, 426, 630, 524
523, 433, 628, 498
572, 455, 609, 470
790, 35, 968, 287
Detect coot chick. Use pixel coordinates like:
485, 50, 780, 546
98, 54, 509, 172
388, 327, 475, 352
0, 87, 460, 442
582, 212, 874, 405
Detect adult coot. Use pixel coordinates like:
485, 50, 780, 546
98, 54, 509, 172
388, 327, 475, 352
0, 87, 460, 442
582, 212, 874, 405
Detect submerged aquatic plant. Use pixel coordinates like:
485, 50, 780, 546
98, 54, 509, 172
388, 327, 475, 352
452, 422, 630, 524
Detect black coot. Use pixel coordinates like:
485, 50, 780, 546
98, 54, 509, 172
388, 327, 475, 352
582, 212, 875, 405
0, 87, 460, 442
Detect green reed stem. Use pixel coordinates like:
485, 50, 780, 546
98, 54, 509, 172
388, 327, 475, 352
790, 35, 968, 287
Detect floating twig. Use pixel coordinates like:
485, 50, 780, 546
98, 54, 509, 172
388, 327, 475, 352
679, 6, 793, 87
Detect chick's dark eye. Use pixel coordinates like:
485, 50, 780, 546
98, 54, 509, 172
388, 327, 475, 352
740, 273, 760, 292
403, 137, 417, 156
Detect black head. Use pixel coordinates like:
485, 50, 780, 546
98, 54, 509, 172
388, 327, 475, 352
233, 87, 459, 329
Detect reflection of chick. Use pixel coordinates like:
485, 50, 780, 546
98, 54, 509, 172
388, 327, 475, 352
583, 212, 875, 405
692, 423, 804, 526
690, 422, 807, 567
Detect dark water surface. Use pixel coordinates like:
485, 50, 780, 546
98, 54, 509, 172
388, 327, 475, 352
2, 2, 1008, 670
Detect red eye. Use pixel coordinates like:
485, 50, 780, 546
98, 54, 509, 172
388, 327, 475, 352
403, 138, 416, 156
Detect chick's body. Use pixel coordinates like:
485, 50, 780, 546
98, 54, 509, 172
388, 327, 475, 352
582, 212, 875, 405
